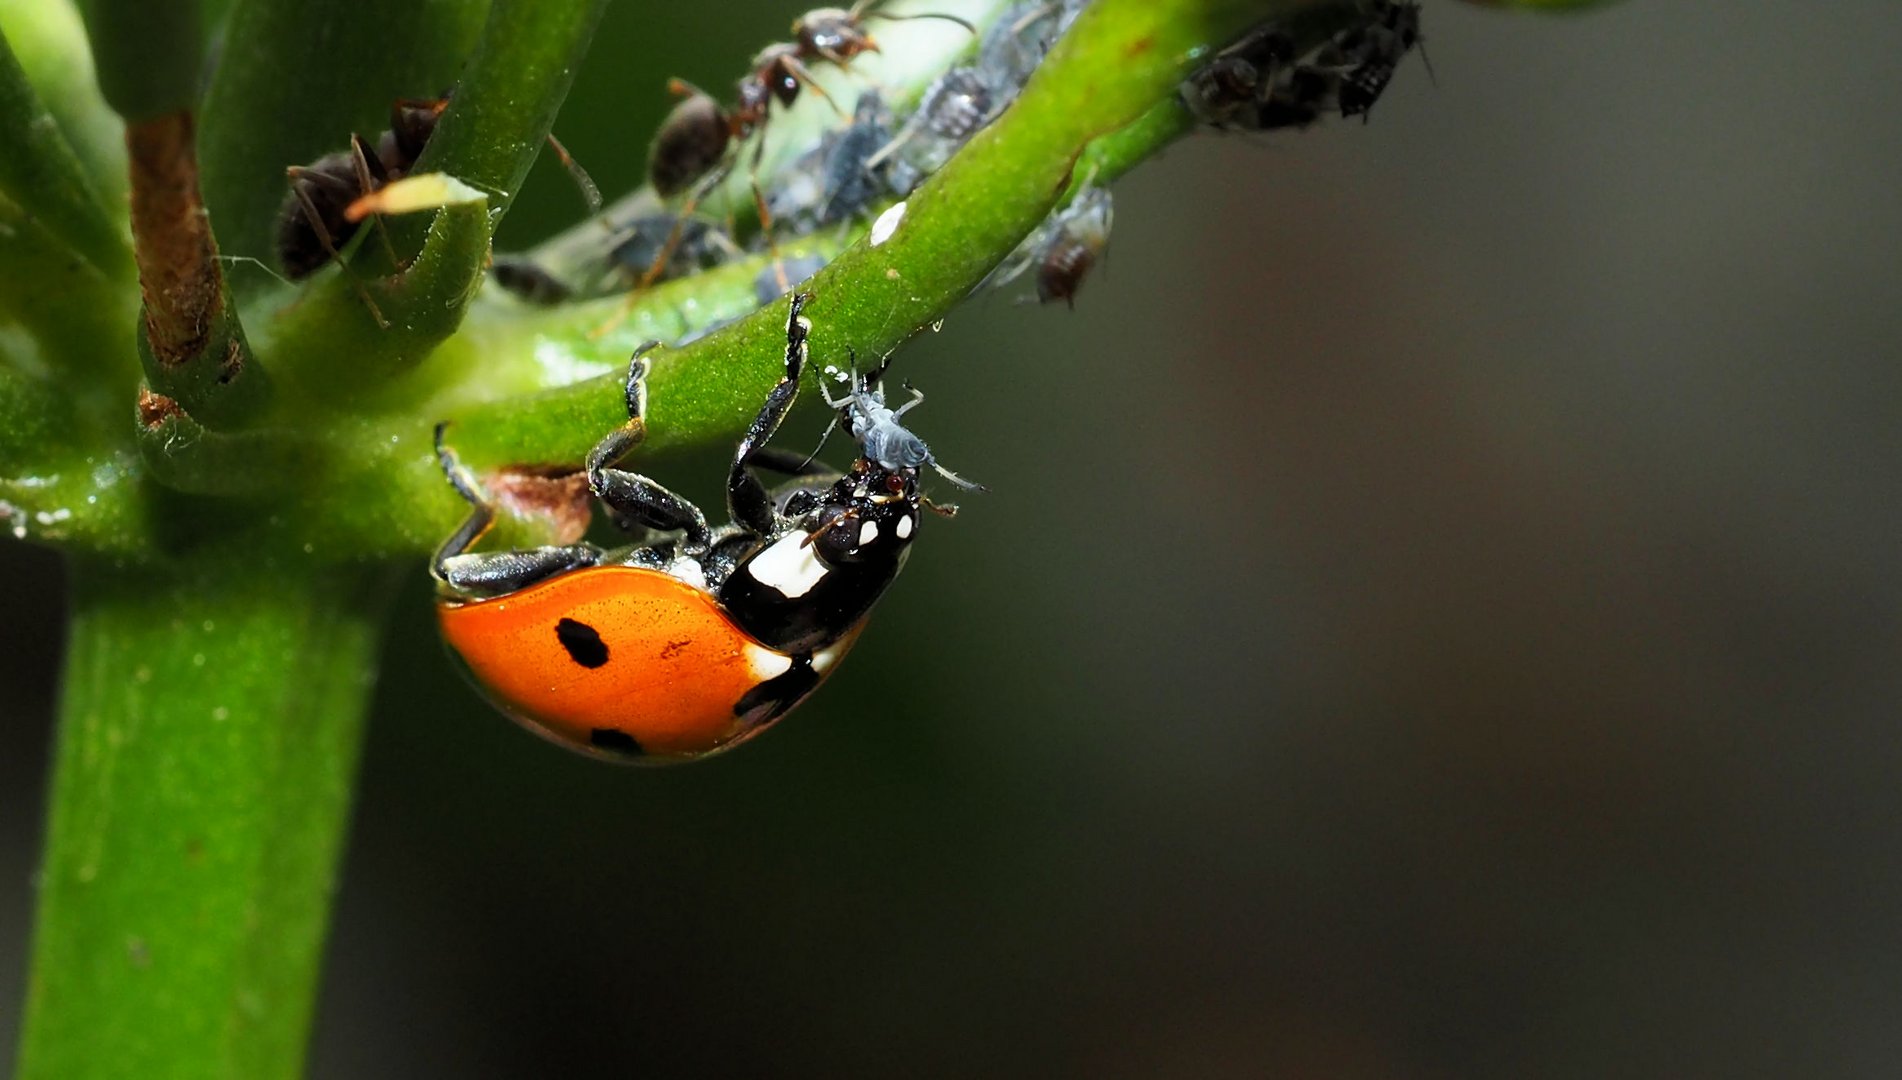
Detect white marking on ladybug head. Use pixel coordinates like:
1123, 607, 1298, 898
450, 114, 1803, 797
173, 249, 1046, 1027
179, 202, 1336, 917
746, 529, 829, 598
745, 643, 793, 682
894, 513, 913, 539
858, 519, 878, 547
870, 200, 906, 247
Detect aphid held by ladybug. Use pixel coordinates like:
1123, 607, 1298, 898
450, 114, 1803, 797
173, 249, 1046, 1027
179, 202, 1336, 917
432, 292, 977, 762
813, 357, 985, 493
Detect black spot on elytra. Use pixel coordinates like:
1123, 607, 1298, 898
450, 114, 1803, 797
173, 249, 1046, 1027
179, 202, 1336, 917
589, 728, 643, 756
555, 617, 609, 668
733, 654, 819, 728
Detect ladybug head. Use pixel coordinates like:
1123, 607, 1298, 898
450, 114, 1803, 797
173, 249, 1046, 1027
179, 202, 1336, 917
806, 462, 920, 566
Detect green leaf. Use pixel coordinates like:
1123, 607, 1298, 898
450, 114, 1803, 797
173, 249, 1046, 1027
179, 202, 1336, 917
0, 25, 130, 278
0, 0, 127, 212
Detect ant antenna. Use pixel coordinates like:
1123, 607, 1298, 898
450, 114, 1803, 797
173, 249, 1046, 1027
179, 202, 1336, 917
288, 167, 389, 328
868, 10, 978, 35
544, 134, 604, 213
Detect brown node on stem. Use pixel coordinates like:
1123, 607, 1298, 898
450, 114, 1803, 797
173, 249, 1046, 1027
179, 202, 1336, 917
486, 468, 592, 545
126, 111, 222, 367
136, 386, 188, 429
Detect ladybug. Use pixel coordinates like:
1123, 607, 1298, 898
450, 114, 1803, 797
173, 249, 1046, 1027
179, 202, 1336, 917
431, 292, 975, 763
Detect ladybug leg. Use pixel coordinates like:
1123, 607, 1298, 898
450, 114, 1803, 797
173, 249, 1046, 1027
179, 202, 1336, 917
586, 346, 714, 551
437, 545, 603, 600
431, 423, 605, 596
432, 421, 494, 580
754, 447, 844, 521
727, 291, 813, 534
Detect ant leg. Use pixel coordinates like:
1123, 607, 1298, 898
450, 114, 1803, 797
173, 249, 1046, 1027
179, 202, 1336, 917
728, 292, 813, 534
750, 172, 791, 296
290, 170, 390, 328
431, 423, 601, 596
781, 56, 850, 119
639, 153, 734, 289
584, 346, 714, 550
347, 134, 404, 272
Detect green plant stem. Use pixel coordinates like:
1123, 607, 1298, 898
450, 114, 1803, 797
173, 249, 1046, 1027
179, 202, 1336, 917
71, 0, 201, 121
16, 559, 395, 1080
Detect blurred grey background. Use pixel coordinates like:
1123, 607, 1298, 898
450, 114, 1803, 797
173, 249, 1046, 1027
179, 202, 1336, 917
7, 1, 1902, 1076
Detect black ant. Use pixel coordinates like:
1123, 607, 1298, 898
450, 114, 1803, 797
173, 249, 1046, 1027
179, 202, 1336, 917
640, 2, 974, 288
278, 92, 599, 287
276, 97, 446, 282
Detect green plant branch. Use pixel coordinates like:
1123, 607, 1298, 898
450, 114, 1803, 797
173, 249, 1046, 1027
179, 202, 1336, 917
446, 0, 1325, 475
124, 109, 271, 430
16, 561, 396, 1080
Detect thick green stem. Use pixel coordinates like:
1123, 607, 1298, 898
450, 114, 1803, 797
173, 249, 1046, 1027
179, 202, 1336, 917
16, 559, 395, 1080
